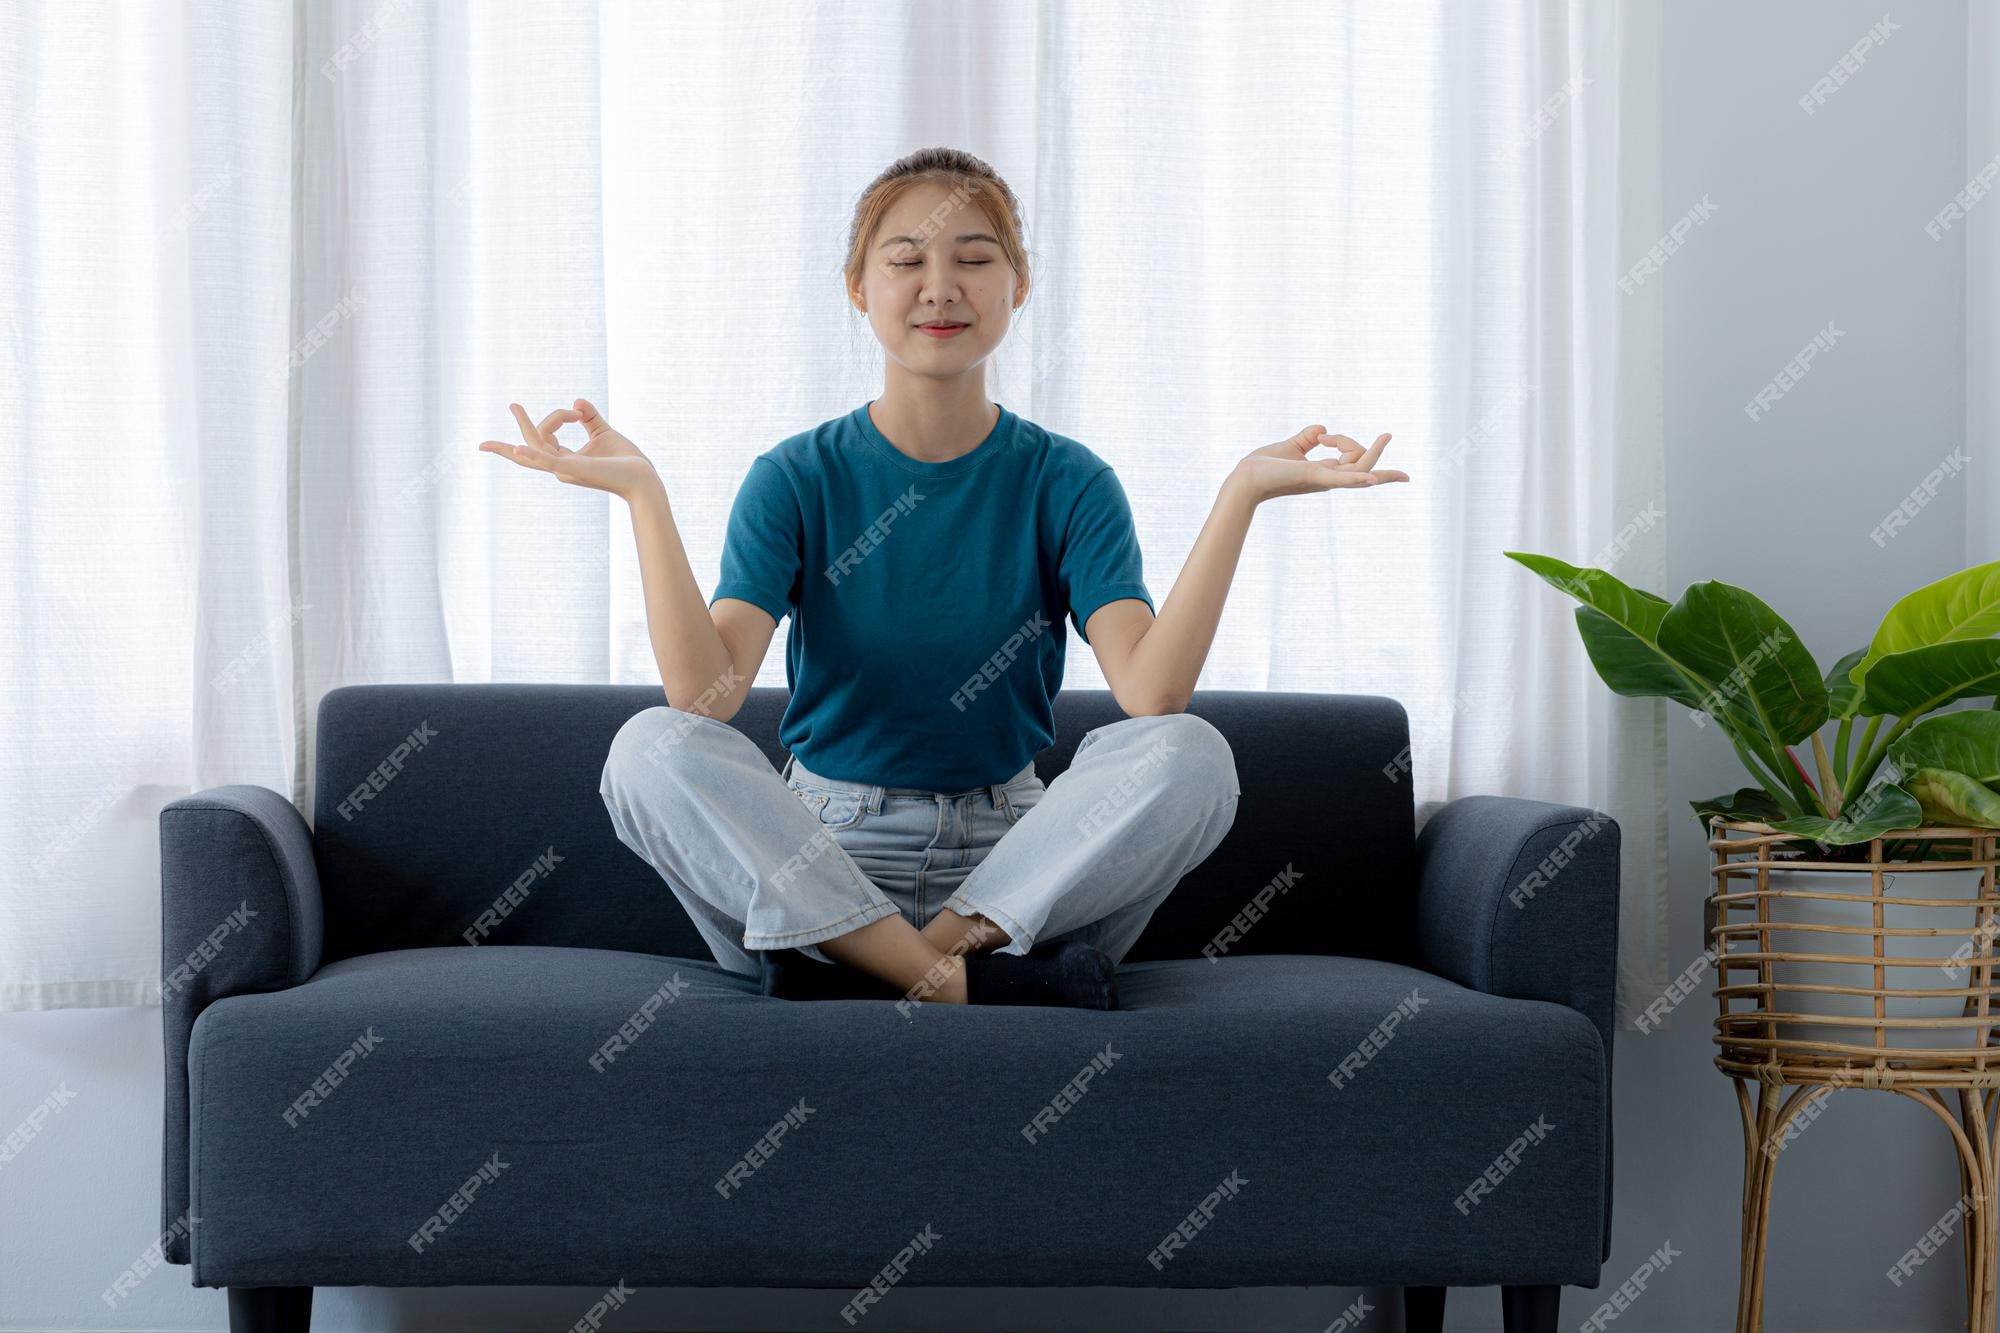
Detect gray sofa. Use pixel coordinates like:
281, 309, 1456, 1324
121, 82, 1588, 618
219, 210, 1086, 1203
159, 683, 1619, 1333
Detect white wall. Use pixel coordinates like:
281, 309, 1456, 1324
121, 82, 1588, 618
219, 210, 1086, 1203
1605, 1, 1978, 1330
0, 2, 1986, 1328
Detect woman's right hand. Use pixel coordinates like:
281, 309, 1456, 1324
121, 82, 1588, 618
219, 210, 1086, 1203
478, 399, 660, 500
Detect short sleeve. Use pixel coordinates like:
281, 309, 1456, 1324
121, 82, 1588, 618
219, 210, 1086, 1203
709, 454, 803, 625
1060, 467, 1154, 646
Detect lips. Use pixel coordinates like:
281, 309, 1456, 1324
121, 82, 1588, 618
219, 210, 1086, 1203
918, 322, 966, 331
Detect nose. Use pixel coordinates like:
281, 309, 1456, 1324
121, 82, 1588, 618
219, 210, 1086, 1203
916, 255, 963, 311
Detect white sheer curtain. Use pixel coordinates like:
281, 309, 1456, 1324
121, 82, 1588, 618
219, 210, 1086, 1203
2, 0, 1668, 1022
2, 0, 298, 1009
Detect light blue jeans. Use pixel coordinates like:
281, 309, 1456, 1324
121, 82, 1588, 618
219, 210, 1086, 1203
598, 707, 1241, 979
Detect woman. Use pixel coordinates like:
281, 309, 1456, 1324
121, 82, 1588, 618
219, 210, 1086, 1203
481, 147, 1407, 1010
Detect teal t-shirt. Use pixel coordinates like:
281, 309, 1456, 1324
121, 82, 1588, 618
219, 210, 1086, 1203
709, 400, 1155, 790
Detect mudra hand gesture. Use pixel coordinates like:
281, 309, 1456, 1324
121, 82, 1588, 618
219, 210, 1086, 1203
478, 399, 660, 501
1230, 426, 1409, 503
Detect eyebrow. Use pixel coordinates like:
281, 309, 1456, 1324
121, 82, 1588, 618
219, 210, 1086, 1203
877, 232, 1002, 250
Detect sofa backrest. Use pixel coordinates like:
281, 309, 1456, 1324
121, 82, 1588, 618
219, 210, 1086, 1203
311, 684, 1418, 968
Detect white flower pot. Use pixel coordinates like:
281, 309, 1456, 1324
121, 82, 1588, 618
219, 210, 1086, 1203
1709, 822, 2000, 1070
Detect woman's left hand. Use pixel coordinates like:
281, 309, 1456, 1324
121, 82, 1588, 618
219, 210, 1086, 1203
1229, 426, 1409, 504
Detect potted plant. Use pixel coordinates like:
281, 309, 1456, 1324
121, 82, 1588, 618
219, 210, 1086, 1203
1505, 554, 2000, 1054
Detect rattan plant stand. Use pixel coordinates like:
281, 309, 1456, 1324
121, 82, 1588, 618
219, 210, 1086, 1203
1710, 818, 2000, 1333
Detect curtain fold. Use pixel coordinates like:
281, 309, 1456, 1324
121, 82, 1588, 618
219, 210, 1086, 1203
2, 0, 1668, 1022
2, 0, 297, 1009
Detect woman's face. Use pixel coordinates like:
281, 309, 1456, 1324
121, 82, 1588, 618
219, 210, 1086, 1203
853, 181, 1026, 381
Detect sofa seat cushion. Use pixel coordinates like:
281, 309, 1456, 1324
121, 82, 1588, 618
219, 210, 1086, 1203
187, 945, 1605, 1290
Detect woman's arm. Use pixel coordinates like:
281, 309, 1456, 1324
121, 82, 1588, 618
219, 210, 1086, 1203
1105, 426, 1408, 713
622, 476, 747, 715
1099, 476, 1258, 715
479, 398, 745, 715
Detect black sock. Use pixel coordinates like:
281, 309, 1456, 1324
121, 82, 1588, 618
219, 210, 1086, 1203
759, 948, 902, 1001
963, 939, 1119, 1010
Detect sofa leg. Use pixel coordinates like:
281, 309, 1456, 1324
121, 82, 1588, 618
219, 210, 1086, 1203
1403, 1285, 1445, 1332
227, 1286, 312, 1333
1501, 1283, 1559, 1333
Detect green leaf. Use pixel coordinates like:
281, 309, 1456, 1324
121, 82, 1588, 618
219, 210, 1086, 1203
1854, 641, 2000, 719
1888, 710, 2000, 783
1689, 786, 1788, 824
1504, 552, 1711, 708
1765, 783, 1924, 844
1853, 560, 2000, 688
1824, 646, 1868, 720
1656, 580, 1828, 745
1904, 767, 2000, 829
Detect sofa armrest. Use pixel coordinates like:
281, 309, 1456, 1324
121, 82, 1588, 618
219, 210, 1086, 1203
158, 784, 324, 1265
1416, 794, 1621, 1264
1415, 794, 1620, 1044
